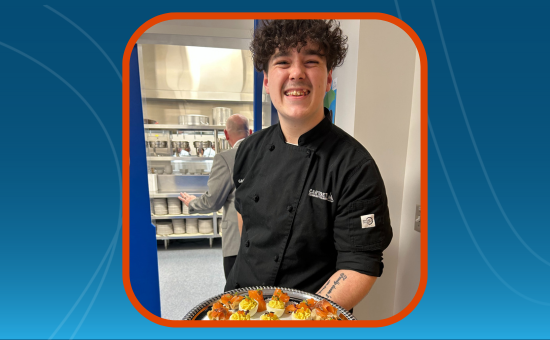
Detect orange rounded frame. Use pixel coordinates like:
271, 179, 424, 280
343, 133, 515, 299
122, 12, 428, 328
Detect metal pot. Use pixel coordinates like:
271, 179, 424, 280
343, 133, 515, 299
172, 141, 190, 151
179, 115, 210, 126
219, 139, 231, 151
212, 107, 232, 126
154, 141, 167, 148
193, 141, 212, 149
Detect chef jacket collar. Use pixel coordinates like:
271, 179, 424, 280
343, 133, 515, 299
277, 108, 332, 148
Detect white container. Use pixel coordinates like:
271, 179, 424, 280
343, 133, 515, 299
148, 174, 158, 192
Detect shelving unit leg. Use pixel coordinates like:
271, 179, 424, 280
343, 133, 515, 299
209, 238, 213, 248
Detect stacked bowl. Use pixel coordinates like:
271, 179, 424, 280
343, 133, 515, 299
167, 198, 182, 215
156, 221, 173, 235
186, 219, 199, 234
172, 219, 185, 234
198, 219, 213, 234
182, 203, 189, 215
153, 198, 168, 215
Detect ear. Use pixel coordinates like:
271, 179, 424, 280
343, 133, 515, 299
326, 70, 333, 92
263, 71, 270, 94
224, 129, 229, 141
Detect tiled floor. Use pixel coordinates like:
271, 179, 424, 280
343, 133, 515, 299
156, 238, 225, 320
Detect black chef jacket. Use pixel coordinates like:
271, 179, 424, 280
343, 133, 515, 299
224, 108, 392, 294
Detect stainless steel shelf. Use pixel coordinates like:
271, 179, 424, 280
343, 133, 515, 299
149, 191, 204, 198
143, 89, 254, 103
156, 233, 221, 240
144, 124, 226, 130
147, 156, 214, 162
151, 213, 219, 220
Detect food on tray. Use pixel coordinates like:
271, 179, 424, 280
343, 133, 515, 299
219, 293, 244, 310
207, 302, 232, 320
219, 293, 233, 308
260, 311, 280, 320
229, 310, 251, 320
285, 298, 316, 314
291, 306, 312, 320
248, 289, 267, 312
230, 295, 245, 309
266, 288, 289, 317
311, 299, 339, 320
239, 296, 259, 317
198, 288, 345, 321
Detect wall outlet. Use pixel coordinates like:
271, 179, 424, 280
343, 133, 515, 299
414, 204, 421, 232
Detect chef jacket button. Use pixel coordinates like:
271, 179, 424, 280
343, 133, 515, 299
245, 240, 250, 247
269, 144, 275, 151
287, 205, 293, 212
274, 255, 279, 262
254, 195, 259, 202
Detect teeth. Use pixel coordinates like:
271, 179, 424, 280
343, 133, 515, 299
285, 90, 309, 96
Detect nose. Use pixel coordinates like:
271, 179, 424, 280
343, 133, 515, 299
289, 62, 306, 81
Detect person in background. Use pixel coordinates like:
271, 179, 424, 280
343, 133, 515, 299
179, 114, 252, 279
179, 145, 191, 156
203, 144, 216, 157
224, 20, 393, 312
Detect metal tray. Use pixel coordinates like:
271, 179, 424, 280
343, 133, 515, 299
182, 286, 356, 321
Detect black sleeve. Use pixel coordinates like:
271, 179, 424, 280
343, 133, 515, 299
333, 159, 393, 277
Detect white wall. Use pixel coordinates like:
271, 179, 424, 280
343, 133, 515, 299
334, 19, 419, 320
333, 20, 360, 136
394, 52, 421, 314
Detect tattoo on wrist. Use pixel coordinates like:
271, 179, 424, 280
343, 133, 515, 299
318, 279, 330, 294
326, 273, 348, 299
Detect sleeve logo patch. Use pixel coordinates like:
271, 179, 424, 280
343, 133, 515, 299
361, 214, 375, 228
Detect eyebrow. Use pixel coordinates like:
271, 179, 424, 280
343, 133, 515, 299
271, 48, 324, 60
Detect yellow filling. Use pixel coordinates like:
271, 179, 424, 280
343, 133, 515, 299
230, 311, 250, 320
260, 312, 280, 320
239, 297, 258, 311
268, 299, 285, 309
294, 307, 311, 320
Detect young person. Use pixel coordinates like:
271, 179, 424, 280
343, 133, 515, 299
225, 20, 392, 311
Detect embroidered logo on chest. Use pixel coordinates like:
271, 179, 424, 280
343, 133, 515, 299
238, 178, 244, 183
308, 189, 334, 203
361, 214, 376, 228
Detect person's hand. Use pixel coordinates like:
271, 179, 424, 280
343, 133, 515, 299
178, 192, 196, 206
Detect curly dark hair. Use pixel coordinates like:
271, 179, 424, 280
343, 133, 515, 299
250, 20, 348, 73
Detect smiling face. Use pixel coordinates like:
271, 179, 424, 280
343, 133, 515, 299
263, 42, 332, 126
